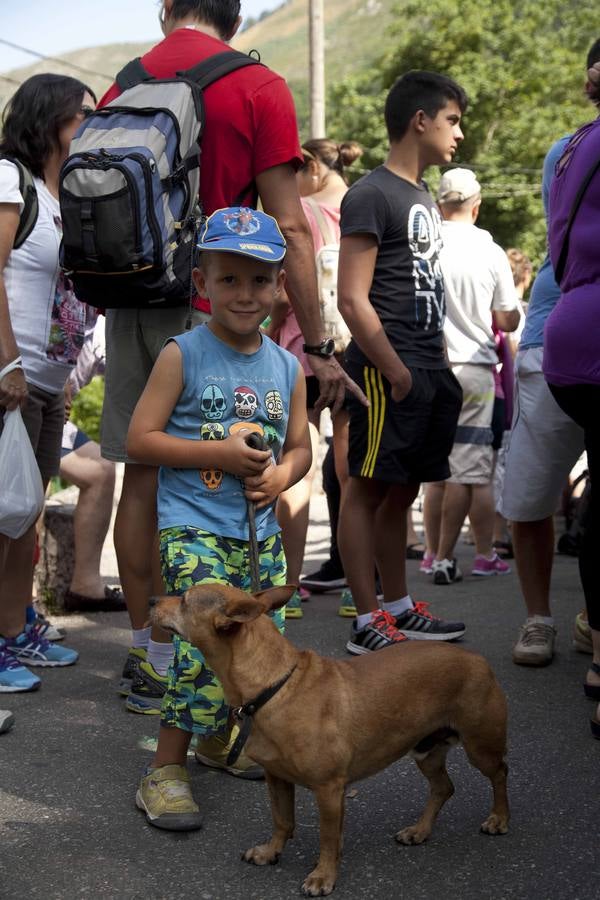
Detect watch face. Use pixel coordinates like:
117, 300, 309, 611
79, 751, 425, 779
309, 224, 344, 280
323, 338, 335, 356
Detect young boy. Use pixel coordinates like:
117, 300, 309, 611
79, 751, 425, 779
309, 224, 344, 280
337, 71, 469, 653
126, 208, 311, 831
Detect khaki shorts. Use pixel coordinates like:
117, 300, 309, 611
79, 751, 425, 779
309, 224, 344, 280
0, 384, 64, 483
499, 347, 585, 521
447, 364, 495, 484
101, 307, 209, 463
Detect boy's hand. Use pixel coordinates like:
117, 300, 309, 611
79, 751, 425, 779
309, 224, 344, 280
219, 433, 271, 479
244, 463, 284, 509
390, 368, 412, 403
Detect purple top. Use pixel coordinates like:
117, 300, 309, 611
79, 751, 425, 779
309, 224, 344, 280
543, 118, 600, 386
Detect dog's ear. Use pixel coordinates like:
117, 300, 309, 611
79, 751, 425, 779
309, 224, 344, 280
254, 584, 297, 612
214, 595, 265, 631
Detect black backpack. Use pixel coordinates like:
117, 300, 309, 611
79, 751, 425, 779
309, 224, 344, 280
0, 155, 38, 249
59, 50, 261, 309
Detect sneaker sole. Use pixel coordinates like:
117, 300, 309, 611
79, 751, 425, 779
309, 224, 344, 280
135, 790, 203, 831
0, 680, 41, 692
299, 579, 347, 593
512, 652, 553, 667
284, 609, 303, 619
432, 572, 461, 585
14, 656, 78, 667
194, 753, 264, 780
419, 567, 433, 575
338, 608, 357, 618
471, 569, 511, 577
126, 695, 164, 714
399, 629, 465, 642
346, 640, 374, 655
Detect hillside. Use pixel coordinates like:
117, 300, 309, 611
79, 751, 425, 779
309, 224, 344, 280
0, 0, 397, 131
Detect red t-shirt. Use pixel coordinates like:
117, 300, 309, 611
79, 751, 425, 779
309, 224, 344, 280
100, 28, 303, 310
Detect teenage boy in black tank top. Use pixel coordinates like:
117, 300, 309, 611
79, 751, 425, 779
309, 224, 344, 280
338, 71, 468, 653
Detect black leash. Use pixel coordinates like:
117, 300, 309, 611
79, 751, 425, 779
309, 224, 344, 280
226, 664, 297, 766
244, 432, 269, 592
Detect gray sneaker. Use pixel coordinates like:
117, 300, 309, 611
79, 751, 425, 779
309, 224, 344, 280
513, 618, 556, 666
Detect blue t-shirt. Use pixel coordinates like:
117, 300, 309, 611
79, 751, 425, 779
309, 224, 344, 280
520, 135, 570, 349
158, 324, 300, 541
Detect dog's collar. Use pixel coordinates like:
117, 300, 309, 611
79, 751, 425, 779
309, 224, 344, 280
227, 664, 298, 767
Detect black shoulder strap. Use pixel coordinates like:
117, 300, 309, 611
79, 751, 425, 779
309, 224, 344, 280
115, 57, 155, 92
178, 49, 262, 91
0, 154, 38, 249
554, 154, 600, 284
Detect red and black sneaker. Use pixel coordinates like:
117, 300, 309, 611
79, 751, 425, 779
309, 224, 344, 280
346, 610, 408, 655
394, 602, 465, 641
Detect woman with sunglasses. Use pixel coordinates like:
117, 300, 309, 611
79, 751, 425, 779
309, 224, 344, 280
0, 74, 96, 705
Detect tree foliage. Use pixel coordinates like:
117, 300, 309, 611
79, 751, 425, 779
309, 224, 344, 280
327, 0, 597, 264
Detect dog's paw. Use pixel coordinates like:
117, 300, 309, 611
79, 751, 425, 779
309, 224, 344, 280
242, 843, 281, 866
394, 825, 431, 845
480, 814, 509, 835
301, 868, 336, 896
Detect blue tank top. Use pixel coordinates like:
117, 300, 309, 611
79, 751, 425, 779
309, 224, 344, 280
158, 324, 300, 541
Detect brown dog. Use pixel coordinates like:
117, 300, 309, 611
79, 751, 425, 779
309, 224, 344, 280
153, 584, 509, 897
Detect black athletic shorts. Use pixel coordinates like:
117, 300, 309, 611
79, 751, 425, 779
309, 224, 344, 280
345, 362, 462, 484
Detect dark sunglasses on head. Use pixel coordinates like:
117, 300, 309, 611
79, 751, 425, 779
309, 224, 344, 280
80, 105, 95, 119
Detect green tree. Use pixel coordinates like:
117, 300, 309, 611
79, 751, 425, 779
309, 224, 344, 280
327, 0, 597, 263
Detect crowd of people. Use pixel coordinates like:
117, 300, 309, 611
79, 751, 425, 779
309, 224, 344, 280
0, 1, 598, 835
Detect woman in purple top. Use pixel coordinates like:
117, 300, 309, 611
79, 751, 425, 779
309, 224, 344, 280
544, 62, 600, 739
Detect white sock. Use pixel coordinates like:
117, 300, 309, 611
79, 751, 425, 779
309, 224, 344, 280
132, 626, 151, 649
383, 595, 414, 616
356, 612, 376, 630
147, 638, 175, 676
527, 615, 554, 627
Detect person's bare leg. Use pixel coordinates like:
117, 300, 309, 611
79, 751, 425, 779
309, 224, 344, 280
114, 463, 161, 630
468, 483, 495, 559
0, 526, 36, 637
60, 442, 115, 597
338, 476, 388, 615
436, 482, 471, 561
423, 482, 445, 556
153, 725, 192, 768
376, 483, 420, 601
276, 416, 320, 583
512, 518, 554, 618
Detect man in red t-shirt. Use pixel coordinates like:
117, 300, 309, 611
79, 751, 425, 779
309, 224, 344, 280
103, 0, 362, 809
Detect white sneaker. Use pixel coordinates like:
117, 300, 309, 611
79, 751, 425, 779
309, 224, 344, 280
432, 558, 463, 585
0, 710, 15, 733
512, 618, 556, 667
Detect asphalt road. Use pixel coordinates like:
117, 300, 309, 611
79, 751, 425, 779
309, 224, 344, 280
1, 493, 598, 900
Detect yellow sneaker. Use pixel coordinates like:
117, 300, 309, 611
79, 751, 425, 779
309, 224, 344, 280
284, 590, 303, 619
338, 588, 357, 618
136, 764, 202, 831
195, 724, 264, 779
573, 611, 593, 654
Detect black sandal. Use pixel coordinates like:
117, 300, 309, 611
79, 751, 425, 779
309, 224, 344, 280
584, 661, 600, 700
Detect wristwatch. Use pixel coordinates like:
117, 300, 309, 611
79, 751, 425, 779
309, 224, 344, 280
302, 338, 336, 358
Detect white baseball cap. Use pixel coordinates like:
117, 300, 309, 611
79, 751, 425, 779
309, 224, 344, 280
437, 168, 481, 203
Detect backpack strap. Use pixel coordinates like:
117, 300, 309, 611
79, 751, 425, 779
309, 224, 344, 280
178, 50, 262, 91
554, 154, 600, 284
0, 155, 38, 249
304, 196, 336, 247
115, 58, 155, 92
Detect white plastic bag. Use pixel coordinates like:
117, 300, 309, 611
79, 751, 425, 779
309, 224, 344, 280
0, 407, 45, 539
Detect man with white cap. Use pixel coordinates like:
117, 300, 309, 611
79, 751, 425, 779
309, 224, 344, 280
422, 167, 520, 584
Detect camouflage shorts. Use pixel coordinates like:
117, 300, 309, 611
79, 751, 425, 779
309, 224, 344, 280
159, 525, 286, 735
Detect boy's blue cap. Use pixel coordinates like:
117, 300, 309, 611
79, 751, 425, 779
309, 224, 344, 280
198, 207, 286, 263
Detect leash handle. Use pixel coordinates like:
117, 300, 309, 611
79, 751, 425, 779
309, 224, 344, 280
244, 432, 269, 593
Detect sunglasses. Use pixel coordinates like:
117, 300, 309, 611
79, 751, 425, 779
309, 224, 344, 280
80, 105, 95, 119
